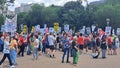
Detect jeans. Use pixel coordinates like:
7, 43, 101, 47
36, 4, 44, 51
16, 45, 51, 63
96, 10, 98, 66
102, 49, 107, 58
33, 48, 38, 60
42, 43, 46, 53
27, 43, 31, 55
62, 48, 70, 62
10, 49, 17, 64
73, 51, 79, 63
0, 54, 13, 66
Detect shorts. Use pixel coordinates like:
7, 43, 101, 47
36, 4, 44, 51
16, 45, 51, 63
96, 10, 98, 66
79, 45, 84, 50
108, 44, 112, 49
49, 46, 55, 51
46, 44, 50, 48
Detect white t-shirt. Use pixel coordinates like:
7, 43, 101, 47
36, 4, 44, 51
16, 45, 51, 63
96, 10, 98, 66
48, 35, 54, 46
34, 39, 39, 48
115, 37, 119, 48
3, 41, 10, 54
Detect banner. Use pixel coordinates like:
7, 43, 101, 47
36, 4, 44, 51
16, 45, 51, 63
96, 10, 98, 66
4, 15, 17, 32
1, 25, 6, 32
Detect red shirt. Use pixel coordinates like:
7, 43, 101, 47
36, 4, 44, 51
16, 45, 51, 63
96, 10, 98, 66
77, 36, 84, 45
84, 37, 90, 43
18, 36, 25, 46
107, 36, 112, 45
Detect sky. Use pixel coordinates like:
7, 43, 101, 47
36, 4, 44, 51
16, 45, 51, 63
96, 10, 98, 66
8, 0, 100, 11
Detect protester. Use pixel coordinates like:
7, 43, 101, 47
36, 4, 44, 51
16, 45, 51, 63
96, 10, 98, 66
107, 35, 113, 55
48, 33, 55, 58
72, 37, 79, 65
84, 35, 91, 53
101, 35, 107, 59
77, 33, 84, 54
62, 34, 70, 63
112, 35, 119, 55
33, 35, 39, 60
0, 36, 15, 68
10, 36, 18, 65
17, 35, 25, 57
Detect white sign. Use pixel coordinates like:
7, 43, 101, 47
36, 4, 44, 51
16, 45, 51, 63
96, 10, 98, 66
105, 26, 112, 35
86, 27, 91, 34
58, 27, 61, 33
49, 27, 54, 33
64, 24, 69, 32
4, 15, 17, 32
91, 25, 96, 32
116, 28, 120, 35
40, 28, 45, 35
80, 29, 85, 34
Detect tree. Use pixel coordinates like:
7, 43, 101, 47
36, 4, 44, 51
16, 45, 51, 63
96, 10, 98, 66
26, 4, 45, 28
42, 5, 61, 27
94, 4, 120, 29
0, 14, 4, 28
60, 1, 85, 30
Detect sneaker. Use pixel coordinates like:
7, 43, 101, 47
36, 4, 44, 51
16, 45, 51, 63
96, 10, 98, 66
66, 61, 70, 63
10, 65, 15, 68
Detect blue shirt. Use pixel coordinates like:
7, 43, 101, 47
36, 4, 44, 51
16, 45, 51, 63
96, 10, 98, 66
63, 38, 70, 48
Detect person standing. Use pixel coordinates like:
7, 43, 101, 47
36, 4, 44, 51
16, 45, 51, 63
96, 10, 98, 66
101, 35, 107, 59
33, 35, 39, 60
0, 36, 15, 68
112, 36, 119, 55
107, 35, 113, 55
72, 37, 79, 65
62, 34, 70, 63
10, 36, 18, 65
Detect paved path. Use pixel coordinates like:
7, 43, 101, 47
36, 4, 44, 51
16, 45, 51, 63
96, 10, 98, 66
0, 49, 120, 68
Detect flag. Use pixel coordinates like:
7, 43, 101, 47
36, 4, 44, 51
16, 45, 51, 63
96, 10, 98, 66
99, 29, 105, 35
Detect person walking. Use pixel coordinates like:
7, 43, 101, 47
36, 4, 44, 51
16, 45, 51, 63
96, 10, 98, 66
10, 36, 18, 65
0, 36, 15, 68
17, 35, 25, 57
48, 33, 55, 58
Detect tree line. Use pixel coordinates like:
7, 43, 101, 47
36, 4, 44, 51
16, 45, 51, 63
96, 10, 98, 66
0, 0, 120, 32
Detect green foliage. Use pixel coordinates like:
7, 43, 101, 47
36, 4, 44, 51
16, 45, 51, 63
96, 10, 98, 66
16, 0, 120, 32
60, 1, 85, 29
0, 14, 4, 28
94, 2, 120, 29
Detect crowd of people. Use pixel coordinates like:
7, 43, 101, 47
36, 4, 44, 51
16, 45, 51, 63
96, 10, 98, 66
0, 31, 119, 67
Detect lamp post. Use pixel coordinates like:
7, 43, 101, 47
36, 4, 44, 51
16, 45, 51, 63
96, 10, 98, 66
106, 18, 110, 26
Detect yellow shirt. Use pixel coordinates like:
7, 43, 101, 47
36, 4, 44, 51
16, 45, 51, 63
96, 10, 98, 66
10, 40, 18, 50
